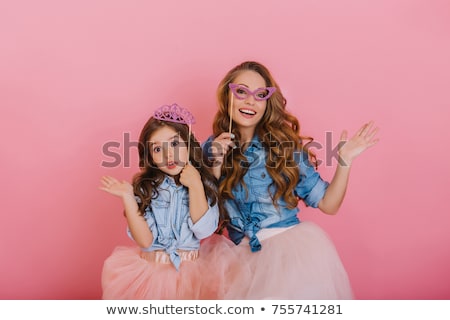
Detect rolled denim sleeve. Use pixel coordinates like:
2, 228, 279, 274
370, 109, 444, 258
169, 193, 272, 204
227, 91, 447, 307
294, 151, 329, 208
188, 203, 219, 239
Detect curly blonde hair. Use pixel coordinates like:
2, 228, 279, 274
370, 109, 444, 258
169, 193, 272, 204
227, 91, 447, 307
213, 61, 316, 212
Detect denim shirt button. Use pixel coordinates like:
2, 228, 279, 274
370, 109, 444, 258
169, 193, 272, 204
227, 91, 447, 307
261, 173, 266, 178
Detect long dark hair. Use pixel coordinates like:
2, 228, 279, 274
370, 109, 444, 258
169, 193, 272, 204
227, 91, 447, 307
133, 117, 218, 216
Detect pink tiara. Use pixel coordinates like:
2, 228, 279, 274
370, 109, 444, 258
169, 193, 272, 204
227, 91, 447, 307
153, 103, 196, 125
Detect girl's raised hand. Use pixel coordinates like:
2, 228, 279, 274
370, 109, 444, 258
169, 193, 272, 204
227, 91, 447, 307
338, 121, 379, 166
100, 175, 134, 198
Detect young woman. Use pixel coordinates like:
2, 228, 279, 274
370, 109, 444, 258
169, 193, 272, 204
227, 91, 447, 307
203, 61, 379, 299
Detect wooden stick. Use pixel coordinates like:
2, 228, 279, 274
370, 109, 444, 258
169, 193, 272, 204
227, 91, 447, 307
228, 93, 234, 134
187, 123, 192, 164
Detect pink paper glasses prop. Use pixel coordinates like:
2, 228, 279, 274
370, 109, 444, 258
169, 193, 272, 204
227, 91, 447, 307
227, 83, 277, 134
153, 103, 196, 164
228, 83, 276, 101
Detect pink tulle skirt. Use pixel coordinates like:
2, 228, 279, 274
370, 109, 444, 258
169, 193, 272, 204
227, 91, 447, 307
101, 234, 243, 300
224, 221, 354, 300
102, 234, 242, 300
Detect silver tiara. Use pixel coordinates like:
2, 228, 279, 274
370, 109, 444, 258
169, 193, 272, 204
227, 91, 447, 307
153, 103, 196, 125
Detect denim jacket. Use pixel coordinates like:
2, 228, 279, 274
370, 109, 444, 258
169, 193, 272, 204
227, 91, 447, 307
203, 135, 329, 252
128, 175, 219, 270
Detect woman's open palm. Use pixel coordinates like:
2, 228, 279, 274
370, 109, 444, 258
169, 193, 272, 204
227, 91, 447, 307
338, 121, 379, 166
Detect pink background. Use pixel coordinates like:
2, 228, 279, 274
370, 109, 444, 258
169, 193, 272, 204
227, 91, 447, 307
1, 0, 449, 299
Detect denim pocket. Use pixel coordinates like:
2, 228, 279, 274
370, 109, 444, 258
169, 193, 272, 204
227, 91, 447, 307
247, 169, 276, 216
248, 169, 272, 198
152, 198, 170, 227
182, 195, 189, 207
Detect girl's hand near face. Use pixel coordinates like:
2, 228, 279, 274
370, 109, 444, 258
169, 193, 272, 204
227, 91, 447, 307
179, 163, 203, 189
180, 163, 210, 223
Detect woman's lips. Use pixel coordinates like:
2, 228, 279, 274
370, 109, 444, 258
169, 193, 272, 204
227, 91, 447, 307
239, 108, 256, 118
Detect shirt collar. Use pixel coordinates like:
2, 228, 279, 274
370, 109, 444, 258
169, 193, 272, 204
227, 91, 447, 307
246, 135, 263, 149
161, 175, 184, 190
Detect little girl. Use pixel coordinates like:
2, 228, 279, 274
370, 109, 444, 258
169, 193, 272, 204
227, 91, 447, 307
100, 104, 236, 299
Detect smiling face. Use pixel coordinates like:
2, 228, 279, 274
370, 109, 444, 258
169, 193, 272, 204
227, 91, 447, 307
229, 70, 268, 140
148, 125, 188, 176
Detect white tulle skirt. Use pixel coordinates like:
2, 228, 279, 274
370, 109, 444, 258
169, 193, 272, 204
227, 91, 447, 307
224, 221, 354, 300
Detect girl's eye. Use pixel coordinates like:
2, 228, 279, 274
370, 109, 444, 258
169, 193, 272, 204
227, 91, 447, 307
171, 140, 179, 147
256, 89, 269, 99
236, 88, 247, 95
153, 146, 161, 153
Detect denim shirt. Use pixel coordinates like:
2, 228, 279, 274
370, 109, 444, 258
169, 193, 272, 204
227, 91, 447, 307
203, 135, 329, 252
128, 175, 219, 270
